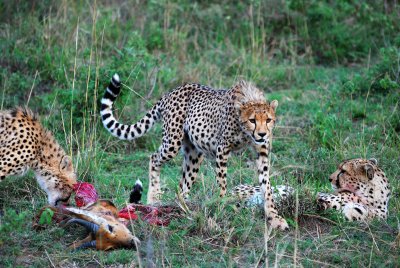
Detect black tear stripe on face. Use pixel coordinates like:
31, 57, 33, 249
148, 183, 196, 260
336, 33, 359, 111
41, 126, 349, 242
336, 170, 344, 188
253, 118, 257, 138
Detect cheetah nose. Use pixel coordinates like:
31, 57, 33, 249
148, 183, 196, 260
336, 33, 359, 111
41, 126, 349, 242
258, 133, 266, 137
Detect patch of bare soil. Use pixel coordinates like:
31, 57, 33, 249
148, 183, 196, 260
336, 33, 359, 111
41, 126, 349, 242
15, 248, 39, 267
298, 214, 333, 237
0, 59, 29, 73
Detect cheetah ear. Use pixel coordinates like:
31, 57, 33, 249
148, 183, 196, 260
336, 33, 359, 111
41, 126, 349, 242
270, 100, 278, 111
368, 158, 378, 165
60, 155, 74, 173
236, 80, 247, 88
364, 164, 374, 180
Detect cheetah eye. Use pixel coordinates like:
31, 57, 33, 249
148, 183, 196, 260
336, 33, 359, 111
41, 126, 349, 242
337, 170, 345, 179
266, 118, 272, 123
249, 119, 256, 124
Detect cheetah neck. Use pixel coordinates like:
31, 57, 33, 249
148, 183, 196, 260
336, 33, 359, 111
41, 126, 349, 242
35, 129, 67, 174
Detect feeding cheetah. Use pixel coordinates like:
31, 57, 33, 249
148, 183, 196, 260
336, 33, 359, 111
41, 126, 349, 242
317, 158, 390, 221
100, 74, 288, 230
0, 107, 76, 205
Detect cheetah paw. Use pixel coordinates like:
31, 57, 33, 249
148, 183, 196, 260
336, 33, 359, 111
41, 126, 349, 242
316, 192, 331, 210
268, 216, 289, 231
317, 192, 330, 200
146, 191, 163, 204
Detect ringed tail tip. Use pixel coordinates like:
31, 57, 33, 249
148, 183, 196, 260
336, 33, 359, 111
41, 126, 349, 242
134, 179, 143, 187
112, 73, 120, 84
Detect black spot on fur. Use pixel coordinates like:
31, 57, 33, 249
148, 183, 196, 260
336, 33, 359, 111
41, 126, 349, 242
102, 113, 111, 121
106, 120, 115, 129
101, 104, 109, 111
103, 91, 117, 102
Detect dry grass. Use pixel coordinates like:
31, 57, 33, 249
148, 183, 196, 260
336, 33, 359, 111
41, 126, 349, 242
1, 1, 399, 267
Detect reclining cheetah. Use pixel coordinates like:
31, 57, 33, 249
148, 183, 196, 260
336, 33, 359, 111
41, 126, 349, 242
317, 158, 390, 221
0, 107, 77, 205
100, 74, 288, 230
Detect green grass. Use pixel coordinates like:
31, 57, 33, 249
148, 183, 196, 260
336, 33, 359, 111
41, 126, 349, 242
1, 1, 399, 267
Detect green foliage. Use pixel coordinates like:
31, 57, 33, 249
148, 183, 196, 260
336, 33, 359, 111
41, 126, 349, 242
311, 112, 351, 150
0, 209, 29, 234
343, 46, 400, 95
372, 47, 400, 91
38, 208, 54, 225
291, 0, 399, 63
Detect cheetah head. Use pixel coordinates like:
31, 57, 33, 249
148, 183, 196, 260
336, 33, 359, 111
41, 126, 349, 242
232, 80, 278, 145
329, 158, 384, 198
38, 155, 77, 206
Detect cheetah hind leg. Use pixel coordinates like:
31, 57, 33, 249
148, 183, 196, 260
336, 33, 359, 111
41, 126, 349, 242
148, 144, 181, 204
178, 137, 204, 200
147, 126, 184, 204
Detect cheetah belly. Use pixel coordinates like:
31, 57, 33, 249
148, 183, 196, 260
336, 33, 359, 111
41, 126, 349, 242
184, 126, 218, 157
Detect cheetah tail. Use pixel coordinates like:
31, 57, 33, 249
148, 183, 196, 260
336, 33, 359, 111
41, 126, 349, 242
129, 179, 143, 204
100, 73, 161, 140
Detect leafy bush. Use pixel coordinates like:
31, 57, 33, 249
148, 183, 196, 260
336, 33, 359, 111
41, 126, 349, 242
290, 1, 399, 64
311, 112, 351, 150
343, 46, 400, 94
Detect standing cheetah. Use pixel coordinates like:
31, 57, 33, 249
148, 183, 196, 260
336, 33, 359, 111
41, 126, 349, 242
100, 74, 288, 230
0, 108, 76, 205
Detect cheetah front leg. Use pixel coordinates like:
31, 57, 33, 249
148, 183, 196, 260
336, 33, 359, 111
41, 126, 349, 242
148, 144, 182, 204
256, 144, 289, 231
317, 192, 345, 211
215, 145, 230, 198
179, 137, 204, 199
317, 192, 369, 221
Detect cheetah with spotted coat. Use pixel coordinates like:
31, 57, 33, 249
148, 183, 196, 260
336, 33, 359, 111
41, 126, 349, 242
101, 74, 288, 230
317, 158, 390, 221
0, 108, 77, 205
